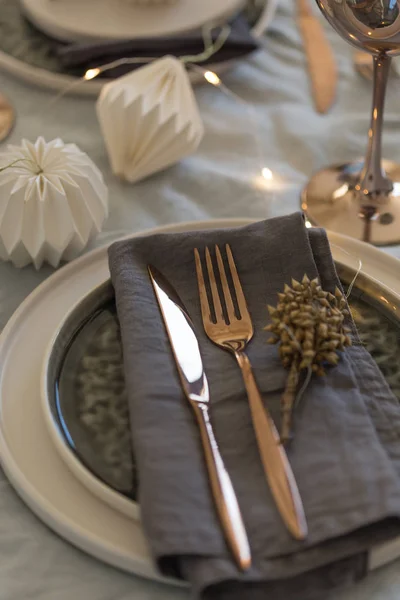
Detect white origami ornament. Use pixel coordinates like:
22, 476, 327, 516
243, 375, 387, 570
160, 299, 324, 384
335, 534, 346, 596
96, 56, 204, 183
0, 137, 108, 269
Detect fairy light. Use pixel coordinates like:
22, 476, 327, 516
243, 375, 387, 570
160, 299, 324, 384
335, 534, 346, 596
261, 167, 273, 180
204, 71, 221, 86
84, 68, 101, 81
253, 168, 286, 192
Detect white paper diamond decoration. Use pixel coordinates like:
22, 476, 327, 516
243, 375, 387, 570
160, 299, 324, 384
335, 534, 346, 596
0, 137, 108, 269
96, 56, 204, 183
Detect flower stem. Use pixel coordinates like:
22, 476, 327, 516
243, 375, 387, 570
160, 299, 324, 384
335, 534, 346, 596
280, 361, 300, 445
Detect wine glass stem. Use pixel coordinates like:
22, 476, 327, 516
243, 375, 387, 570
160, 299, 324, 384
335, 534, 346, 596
358, 53, 393, 196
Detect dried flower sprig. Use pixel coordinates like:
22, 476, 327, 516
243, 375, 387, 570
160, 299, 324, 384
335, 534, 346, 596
265, 275, 352, 444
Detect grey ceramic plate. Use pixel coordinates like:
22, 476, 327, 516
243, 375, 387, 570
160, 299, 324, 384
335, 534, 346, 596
45, 262, 400, 512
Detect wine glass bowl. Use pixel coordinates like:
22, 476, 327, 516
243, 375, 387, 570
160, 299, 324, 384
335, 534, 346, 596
302, 0, 400, 244
318, 0, 400, 54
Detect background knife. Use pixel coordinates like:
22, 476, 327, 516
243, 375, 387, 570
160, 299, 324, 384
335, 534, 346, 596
297, 0, 337, 114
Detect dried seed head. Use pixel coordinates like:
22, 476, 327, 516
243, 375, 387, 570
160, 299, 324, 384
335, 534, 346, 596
266, 275, 352, 375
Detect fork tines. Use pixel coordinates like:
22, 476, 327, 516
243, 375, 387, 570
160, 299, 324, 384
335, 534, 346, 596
194, 244, 250, 327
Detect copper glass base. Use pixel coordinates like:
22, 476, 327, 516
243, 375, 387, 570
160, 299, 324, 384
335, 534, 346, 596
302, 160, 400, 245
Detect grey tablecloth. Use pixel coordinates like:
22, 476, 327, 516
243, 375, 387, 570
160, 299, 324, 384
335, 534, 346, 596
1, 0, 400, 599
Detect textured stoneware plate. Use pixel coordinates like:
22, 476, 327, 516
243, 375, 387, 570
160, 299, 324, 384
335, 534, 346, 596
0, 0, 277, 96
44, 281, 139, 521
0, 219, 400, 584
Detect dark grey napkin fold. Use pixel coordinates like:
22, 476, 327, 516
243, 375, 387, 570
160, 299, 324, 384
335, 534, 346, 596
108, 213, 400, 599
57, 16, 259, 77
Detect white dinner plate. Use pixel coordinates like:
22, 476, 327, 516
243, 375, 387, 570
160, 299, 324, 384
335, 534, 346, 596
21, 0, 245, 43
0, 218, 400, 583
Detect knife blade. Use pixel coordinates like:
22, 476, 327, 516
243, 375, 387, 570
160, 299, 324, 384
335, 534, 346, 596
148, 265, 251, 571
297, 0, 337, 114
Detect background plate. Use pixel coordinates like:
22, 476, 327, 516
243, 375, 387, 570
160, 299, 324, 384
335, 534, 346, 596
21, 0, 245, 42
0, 0, 277, 95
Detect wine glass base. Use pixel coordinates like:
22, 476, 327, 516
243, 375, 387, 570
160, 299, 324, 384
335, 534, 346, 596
301, 160, 400, 245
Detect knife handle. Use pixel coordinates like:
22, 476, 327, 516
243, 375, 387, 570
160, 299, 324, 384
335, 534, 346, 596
297, 0, 337, 114
191, 402, 251, 571
235, 351, 308, 541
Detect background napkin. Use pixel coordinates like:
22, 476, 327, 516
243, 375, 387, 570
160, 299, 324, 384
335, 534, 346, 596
57, 16, 259, 77
108, 213, 400, 599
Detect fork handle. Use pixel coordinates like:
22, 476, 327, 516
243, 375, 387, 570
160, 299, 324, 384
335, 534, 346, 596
235, 351, 308, 541
191, 402, 251, 571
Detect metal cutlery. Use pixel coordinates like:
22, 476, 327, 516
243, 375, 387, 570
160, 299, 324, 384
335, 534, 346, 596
194, 244, 308, 541
297, 0, 337, 114
148, 265, 251, 571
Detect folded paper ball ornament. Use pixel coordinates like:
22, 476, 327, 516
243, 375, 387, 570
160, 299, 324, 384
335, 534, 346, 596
0, 137, 108, 269
96, 56, 204, 183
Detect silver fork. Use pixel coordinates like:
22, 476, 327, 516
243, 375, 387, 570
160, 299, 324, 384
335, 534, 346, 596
194, 244, 308, 541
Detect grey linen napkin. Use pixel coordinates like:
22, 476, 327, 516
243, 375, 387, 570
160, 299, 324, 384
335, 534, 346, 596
108, 213, 400, 599
56, 16, 258, 78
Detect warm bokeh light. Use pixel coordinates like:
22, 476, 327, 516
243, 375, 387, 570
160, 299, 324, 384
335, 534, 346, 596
84, 68, 101, 81
253, 168, 288, 192
261, 167, 273, 180
204, 71, 221, 86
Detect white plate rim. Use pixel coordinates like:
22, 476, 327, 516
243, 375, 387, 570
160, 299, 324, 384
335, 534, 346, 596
0, 0, 278, 97
1, 217, 400, 581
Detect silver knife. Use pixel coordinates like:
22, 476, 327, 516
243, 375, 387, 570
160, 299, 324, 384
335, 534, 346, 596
148, 265, 251, 571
